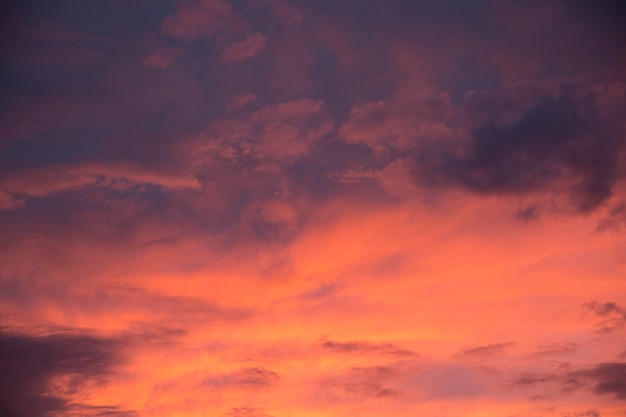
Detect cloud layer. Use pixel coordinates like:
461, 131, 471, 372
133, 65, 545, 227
1, 1, 625, 416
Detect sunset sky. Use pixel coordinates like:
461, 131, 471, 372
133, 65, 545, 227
1, 1, 626, 416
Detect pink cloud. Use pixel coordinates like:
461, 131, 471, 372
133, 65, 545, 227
220, 32, 267, 63
162, 0, 233, 41
248, 0, 303, 25
226, 93, 258, 112
187, 99, 332, 165
339, 89, 455, 152
270, 0, 303, 24
0, 163, 201, 210
143, 46, 185, 69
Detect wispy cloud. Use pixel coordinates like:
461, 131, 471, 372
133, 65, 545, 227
320, 339, 418, 358
457, 342, 515, 358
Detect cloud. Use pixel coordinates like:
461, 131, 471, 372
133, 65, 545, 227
561, 411, 601, 417
511, 372, 558, 388
0, 162, 201, 210
188, 99, 332, 164
408, 363, 496, 399
320, 339, 418, 357
143, 46, 185, 69
0, 283, 254, 330
596, 201, 626, 231
226, 93, 258, 112
248, 0, 303, 25
202, 367, 279, 389
0, 327, 131, 417
584, 300, 625, 317
322, 366, 402, 399
531, 342, 580, 358
570, 362, 626, 399
226, 407, 274, 417
510, 361, 626, 401
457, 342, 515, 358
269, 0, 303, 24
339, 89, 454, 152
583, 301, 626, 332
161, 0, 233, 41
101, 286, 254, 324
2, 1, 626, 416
415, 83, 626, 212
515, 205, 540, 222
220, 32, 267, 63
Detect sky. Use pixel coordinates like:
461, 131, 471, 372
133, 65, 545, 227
1, 1, 626, 416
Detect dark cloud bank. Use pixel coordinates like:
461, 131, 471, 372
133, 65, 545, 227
416, 84, 626, 213
513, 361, 626, 401
0, 327, 133, 417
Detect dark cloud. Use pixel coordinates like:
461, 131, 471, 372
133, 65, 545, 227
569, 1, 626, 48
511, 372, 558, 388
570, 362, 626, 399
0, 327, 131, 417
321, 340, 418, 357
511, 371, 585, 394
584, 301, 625, 317
511, 361, 626, 400
515, 205, 540, 222
583, 301, 626, 333
417, 85, 625, 212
